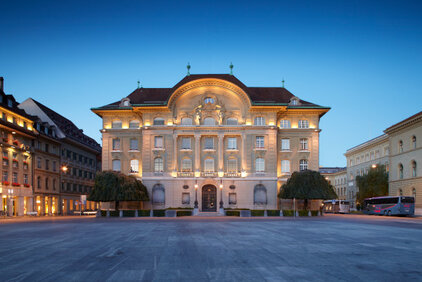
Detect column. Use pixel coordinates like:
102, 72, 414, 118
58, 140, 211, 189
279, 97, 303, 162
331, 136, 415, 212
218, 134, 224, 172
195, 134, 200, 173
173, 135, 178, 172
241, 132, 246, 172
48, 196, 52, 215
18, 197, 25, 216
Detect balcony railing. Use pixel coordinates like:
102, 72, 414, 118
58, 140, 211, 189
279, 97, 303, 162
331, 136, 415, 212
177, 171, 194, 177
225, 172, 241, 178
201, 172, 218, 178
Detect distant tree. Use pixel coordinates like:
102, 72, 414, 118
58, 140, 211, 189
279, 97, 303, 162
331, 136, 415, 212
88, 171, 149, 210
356, 165, 388, 205
278, 170, 337, 209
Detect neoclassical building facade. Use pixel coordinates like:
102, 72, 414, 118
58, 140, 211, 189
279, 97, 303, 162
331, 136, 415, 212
92, 74, 329, 211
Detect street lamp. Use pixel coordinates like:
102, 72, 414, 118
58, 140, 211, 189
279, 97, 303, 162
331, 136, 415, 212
61, 165, 68, 173
219, 180, 224, 215
372, 164, 377, 169
193, 182, 199, 215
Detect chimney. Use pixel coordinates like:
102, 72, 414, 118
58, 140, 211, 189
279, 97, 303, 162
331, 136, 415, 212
0, 77, 3, 92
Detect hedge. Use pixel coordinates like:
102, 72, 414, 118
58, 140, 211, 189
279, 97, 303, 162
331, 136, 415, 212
311, 210, 319, 216
109, 210, 119, 217
123, 210, 135, 217
167, 207, 194, 210
138, 210, 151, 217
298, 210, 308, 217
225, 210, 240, 216
101, 210, 107, 217
153, 209, 166, 217
176, 210, 192, 217
282, 210, 294, 216
251, 210, 265, 216
267, 210, 280, 216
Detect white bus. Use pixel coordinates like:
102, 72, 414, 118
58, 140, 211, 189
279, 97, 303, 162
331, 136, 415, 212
323, 200, 350, 214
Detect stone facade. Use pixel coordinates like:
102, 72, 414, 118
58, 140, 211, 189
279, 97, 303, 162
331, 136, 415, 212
93, 74, 329, 211
320, 167, 347, 200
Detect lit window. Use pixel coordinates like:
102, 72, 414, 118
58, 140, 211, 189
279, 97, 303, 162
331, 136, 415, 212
129, 120, 140, 129
130, 160, 139, 173
227, 158, 237, 172
299, 159, 308, 171
204, 137, 214, 149
256, 136, 264, 148
154, 158, 163, 172
154, 136, 163, 148
181, 158, 192, 172
153, 118, 165, 126
281, 139, 290, 151
279, 120, 291, 128
255, 158, 265, 172
203, 117, 216, 126
204, 97, 214, 104
112, 120, 122, 129
181, 117, 192, 125
130, 139, 138, 150
112, 159, 121, 171
300, 138, 308, 150
298, 120, 309, 128
228, 137, 237, 150
281, 160, 290, 173
254, 116, 265, 126
204, 158, 215, 172
112, 138, 120, 150
226, 118, 238, 125
181, 138, 191, 149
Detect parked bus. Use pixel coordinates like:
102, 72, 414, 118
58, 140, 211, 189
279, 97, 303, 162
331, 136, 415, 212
363, 196, 415, 216
323, 200, 350, 214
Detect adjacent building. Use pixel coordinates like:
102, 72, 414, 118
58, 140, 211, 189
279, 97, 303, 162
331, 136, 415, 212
320, 167, 347, 200
92, 74, 330, 211
19, 98, 102, 214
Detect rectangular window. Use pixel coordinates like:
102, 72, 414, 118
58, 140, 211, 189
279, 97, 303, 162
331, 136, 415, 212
45, 160, 49, 170
24, 174, 28, 185
112, 138, 120, 150
254, 117, 265, 126
204, 137, 214, 149
279, 120, 291, 128
3, 171, 8, 182
281, 160, 290, 173
130, 139, 138, 150
229, 193, 237, 205
281, 139, 290, 151
256, 136, 264, 148
182, 193, 190, 205
181, 138, 191, 149
12, 172, 17, 183
227, 137, 237, 150
204, 158, 214, 172
154, 136, 164, 148
227, 158, 237, 172
37, 157, 42, 169
45, 144, 49, 153
52, 161, 57, 172
300, 138, 308, 150
298, 120, 309, 128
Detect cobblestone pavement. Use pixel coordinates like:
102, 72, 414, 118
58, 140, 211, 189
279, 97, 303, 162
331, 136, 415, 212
1, 215, 421, 281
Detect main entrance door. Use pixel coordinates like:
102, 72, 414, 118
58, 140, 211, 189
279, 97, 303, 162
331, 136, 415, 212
202, 185, 217, 212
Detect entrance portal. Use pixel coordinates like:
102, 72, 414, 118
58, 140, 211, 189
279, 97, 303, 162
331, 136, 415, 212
202, 185, 217, 212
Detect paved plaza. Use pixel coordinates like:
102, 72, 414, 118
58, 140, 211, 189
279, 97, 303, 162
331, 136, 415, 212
1, 215, 422, 281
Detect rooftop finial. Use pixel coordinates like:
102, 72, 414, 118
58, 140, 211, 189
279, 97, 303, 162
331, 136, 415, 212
137, 80, 140, 89
229, 62, 234, 75
282, 78, 285, 88
187, 62, 191, 76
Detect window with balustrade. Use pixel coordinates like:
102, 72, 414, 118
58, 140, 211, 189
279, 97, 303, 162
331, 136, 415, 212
181, 158, 192, 172
154, 158, 163, 172
227, 137, 237, 150
255, 158, 265, 172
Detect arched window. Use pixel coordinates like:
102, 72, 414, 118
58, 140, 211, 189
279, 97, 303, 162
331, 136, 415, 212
181, 158, 192, 172
204, 158, 215, 172
129, 120, 140, 129
153, 117, 165, 126
154, 158, 163, 172
204, 97, 214, 104
399, 163, 403, 179
254, 116, 265, 126
112, 159, 121, 171
254, 184, 267, 205
412, 136, 417, 149
181, 117, 192, 125
152, 184, 165, 204
227, 158, 237, 172
203, 117, 216, 126
399, 188, 403, 196
411, 161, 417, 177
399, 140, 403, 153
299, 159, 308, 171
255, 158, 265, 172
226, 118, 238, 125
130, 160, 139, 173
112, 120, 122, 129
112, 138, 120, 150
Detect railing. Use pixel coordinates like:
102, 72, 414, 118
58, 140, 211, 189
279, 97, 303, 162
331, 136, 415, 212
177, 172, 194, 177
201, 172, 218, 178
225, 172, 241, 177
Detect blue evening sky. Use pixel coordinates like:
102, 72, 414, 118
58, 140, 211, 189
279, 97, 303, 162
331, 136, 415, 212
1, 0, 421, 167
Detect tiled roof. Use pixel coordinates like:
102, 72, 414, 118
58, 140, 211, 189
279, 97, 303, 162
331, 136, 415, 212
32, 99, 101, 152
94, 74, 328, 109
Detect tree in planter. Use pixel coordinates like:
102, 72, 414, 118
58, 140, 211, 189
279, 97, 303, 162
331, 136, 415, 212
278, 170, 337, 209
356, 164, 388, 206
88, 171, 149, 210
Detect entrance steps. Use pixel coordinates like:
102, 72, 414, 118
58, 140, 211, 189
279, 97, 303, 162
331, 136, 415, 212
195, 212, 223, 217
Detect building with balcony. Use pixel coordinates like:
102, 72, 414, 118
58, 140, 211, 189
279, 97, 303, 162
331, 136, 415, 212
92, 74, 330, 211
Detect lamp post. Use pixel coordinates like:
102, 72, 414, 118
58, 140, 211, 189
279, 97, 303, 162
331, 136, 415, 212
194, 182, 199, 215
61, 165, 68, 215
219, 180, 224, 215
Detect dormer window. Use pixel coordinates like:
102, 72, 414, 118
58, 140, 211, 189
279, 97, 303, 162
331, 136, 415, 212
120, 98, 130, 107
7, 99, 12, 107
204, 97, 214, 104
290, 97, 299, 106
